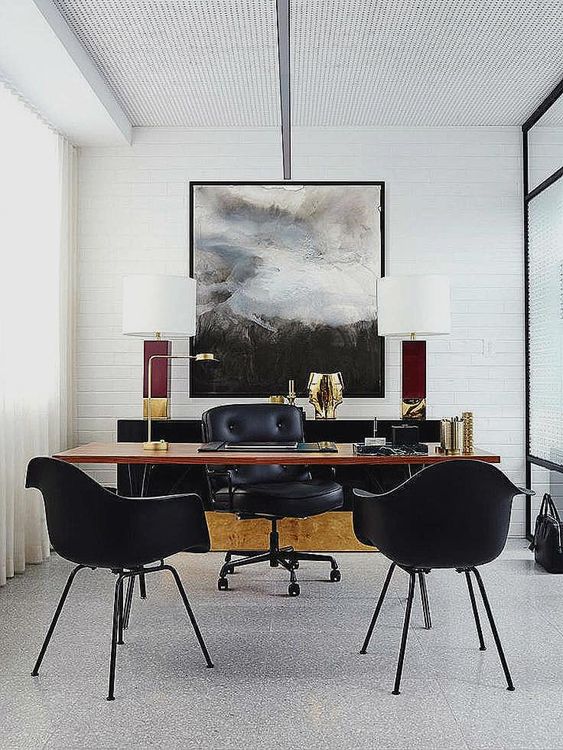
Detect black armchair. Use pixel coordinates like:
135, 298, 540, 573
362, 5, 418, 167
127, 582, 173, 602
26, 457, 213, 701
353, 459, 533, 695
202, 403, 344, 596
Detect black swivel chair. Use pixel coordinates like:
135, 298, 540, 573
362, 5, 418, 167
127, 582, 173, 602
25, 457, 213, 701
353, 460, 533, 695
202, 403, 344, 596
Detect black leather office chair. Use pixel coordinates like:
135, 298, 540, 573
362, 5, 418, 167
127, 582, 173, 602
202, 404, 344, 596
353, 460, 533, 695
25, 457, 213, 701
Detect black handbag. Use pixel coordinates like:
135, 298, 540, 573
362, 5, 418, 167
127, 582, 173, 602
529, 493, 563, 573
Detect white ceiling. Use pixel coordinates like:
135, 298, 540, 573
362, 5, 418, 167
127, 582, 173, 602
0, 0, 130, 144
52, 0, 563, 128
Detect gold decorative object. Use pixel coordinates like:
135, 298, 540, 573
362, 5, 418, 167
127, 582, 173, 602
268, 395, 286, 404
308, 372, 344, 419
144, 353, 217, 451
462, 411, 474, 454
440, 417, 465, 455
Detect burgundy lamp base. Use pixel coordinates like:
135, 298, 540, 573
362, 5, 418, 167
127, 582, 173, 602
401, 340, 426, 420
143, 340, 171, 419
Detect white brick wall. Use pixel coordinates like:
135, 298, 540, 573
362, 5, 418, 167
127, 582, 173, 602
77, 125, 525, 534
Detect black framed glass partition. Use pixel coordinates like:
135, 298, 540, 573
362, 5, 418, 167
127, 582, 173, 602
523, 78, 563, 539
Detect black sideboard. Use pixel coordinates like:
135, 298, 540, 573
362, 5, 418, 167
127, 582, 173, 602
117, 418, 440, 510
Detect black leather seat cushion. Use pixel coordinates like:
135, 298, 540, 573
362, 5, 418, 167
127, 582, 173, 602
230, 479, 343, 518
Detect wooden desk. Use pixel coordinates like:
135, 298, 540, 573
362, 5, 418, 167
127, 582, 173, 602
53, 442, 500, 552
54, 441, 499, 466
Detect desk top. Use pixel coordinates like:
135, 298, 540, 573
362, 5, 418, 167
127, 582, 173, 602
53, 442, 500, 465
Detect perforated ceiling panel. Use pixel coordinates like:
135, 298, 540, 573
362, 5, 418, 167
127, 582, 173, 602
53, 0, 280, 127
535, 94, 563, 126
292, 0, 563, 126
54, 0, 563, 127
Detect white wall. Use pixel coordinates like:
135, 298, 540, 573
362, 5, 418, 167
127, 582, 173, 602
77, 125, 525, 534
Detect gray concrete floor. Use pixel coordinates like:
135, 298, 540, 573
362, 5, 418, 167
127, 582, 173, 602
1, 541, 562, 750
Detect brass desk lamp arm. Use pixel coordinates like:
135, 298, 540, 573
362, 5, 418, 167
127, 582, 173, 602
145, 353, 216, 450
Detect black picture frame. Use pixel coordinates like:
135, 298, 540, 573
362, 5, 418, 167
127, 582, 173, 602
188, 181, 386, 398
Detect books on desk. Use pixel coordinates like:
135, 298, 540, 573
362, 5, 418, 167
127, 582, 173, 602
198, 441, 338, 453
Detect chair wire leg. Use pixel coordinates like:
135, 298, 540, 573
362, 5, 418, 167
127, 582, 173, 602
139, 570, 147, 599
164, 565, 214, 668
418, 572, 432, 630
464, 570, 486, 650
392, 571, 416, 695
360, 562, 396, 654
122, 576, 135, 630
117, 579, 125, 645
471, 567, 514, 691
31, 564, 86, 677
107, 574, 126, 701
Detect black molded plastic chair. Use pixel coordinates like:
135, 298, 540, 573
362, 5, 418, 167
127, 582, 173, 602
202, 404, 344, 596
353, 460, 533, 695
26, 457, 213, 701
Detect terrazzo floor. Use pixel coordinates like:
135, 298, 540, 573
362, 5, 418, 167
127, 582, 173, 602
1, 541, 562, 749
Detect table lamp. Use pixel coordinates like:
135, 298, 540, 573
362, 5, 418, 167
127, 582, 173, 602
377, 275, 451, 420
122, 274, 216, 450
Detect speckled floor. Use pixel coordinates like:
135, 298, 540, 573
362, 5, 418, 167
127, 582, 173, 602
1, 541, 562, 750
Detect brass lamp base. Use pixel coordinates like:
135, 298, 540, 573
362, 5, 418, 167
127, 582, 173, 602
401, 397, 426, 420
143, 397, 169, 419
143, 439, 169, 451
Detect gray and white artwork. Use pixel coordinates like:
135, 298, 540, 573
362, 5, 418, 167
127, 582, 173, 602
190, 182, 384, 397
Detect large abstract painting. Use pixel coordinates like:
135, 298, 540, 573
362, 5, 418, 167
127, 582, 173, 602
189, 182, 384, 397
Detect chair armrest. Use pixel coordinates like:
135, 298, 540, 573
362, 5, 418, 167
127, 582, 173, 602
353, 488, 380, 499
310, 465, 336, 480
204, 468, 235, 511
516, 487, 535, 496
121, 492, 210, 556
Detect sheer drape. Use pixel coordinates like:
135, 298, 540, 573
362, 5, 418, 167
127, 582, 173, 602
0, 83, 76, 586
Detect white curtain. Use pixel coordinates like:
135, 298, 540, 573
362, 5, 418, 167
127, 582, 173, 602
0, 82, 77, 586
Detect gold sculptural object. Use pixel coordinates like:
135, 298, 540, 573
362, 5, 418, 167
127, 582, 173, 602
462, 411, 474, 454
308, 372, 344, 419
268, 395, 286, 404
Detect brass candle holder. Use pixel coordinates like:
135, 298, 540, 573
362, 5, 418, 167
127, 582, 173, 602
287, 379, 296, 405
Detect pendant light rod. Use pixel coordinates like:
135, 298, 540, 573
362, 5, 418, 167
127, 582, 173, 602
276, 0, 291, 180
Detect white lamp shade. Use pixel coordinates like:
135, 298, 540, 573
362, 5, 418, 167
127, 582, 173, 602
377, 275, 451, 337
122, 274, 196, 338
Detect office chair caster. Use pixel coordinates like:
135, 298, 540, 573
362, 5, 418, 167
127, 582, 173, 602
225, 565, 235, 575
330, 569, 341, 582
288, 582, 300, 597
218, 577, 229, 591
